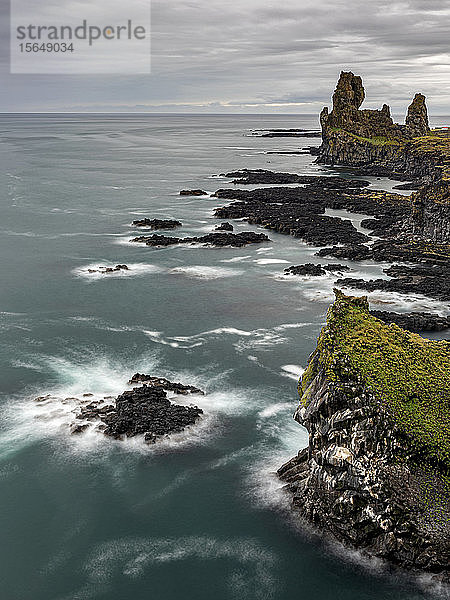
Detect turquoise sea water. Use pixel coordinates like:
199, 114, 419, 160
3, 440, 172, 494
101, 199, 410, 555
0, 114, 448, 600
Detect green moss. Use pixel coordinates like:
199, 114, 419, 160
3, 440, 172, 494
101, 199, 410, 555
328, 127, 403, 146
305, 291, 450, 470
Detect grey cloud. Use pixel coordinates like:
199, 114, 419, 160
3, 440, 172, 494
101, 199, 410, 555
0, 0, 449, 112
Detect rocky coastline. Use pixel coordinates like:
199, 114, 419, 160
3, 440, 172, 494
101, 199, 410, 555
278, 291, 450, 581
276, 73, 450, 583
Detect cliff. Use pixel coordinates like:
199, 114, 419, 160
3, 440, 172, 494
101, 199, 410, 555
318, 72, 450, 243
279, 291, 450, 579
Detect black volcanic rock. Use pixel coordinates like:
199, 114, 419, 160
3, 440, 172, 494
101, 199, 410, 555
212, 175, 385, 248
284, 264, 325, 276
317, 239, 450, 267
284, 263, 351, 277
102, 385, 203, 441
132, 231, 270, 248
336, 274, 450, 302
128, 374, 204, 395
215, 222, 234, 231
371, 311, 450, 332
180, 189, 207, 196
261, 131, 321, 138
71, 377, 205, 443
87, 264, 129, 274
323, 263, 351, 272
220, 169, 370, 187
132, 218, 182, 229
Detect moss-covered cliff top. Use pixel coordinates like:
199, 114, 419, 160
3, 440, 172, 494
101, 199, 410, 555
328, 126, 450, 183
301, 291, 450, 470
411, 130, 450, 182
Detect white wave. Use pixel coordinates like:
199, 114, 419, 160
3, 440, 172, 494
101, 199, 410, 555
169, 265, 244, 279
247, 417, 308, 511
67, 536, 278, 600
280, 365, 304, 381
258, 402, 294, 418
220, 255, 253, 263
0, 352, 260, 459
73, 263, 164, 280
143, 323, 311, 351
254, 259, 290, 265
234, 323, 311, 353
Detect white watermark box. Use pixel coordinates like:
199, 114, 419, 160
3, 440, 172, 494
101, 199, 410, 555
10, 0, 151, 74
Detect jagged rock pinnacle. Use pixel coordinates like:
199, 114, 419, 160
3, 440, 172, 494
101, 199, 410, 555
406, 93, 430, 137
332, 71, 365, 111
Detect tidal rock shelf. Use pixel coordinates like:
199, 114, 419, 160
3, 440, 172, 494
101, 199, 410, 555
212, 171, 414, 247
279, 291, 450, 580
371, 311, 450, 333
336, 263, 450, 302
131, 231, 270, 248
284, 264, 351, 277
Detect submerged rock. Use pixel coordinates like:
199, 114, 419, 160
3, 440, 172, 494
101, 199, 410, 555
87, 264, 129, 274
132, 218, 182, 229
279, 290, 450, 579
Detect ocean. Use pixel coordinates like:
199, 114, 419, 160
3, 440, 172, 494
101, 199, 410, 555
0, 113, 448, 600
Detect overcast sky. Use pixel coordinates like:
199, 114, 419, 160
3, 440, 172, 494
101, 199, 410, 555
1, 0, 450, 114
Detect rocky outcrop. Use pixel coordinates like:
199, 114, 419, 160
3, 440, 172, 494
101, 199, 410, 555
318, 72, 449, 243
284, 264, 350, 277
69, 376, 204, 443
180, 189, 207, 196
131, 231, 270, 248
405, 94, 430, 138
132, 218, 182, 229
336, 262, 450, 302
215, 222, 234, 231
279, 291, 450, 579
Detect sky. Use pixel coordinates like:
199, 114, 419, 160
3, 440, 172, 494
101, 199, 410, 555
1, 0, 450, 114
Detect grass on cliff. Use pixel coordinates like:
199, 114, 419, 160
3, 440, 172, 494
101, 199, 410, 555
412, 132, 450, 182
302, 292, 450, 470
329, 128, 402, 146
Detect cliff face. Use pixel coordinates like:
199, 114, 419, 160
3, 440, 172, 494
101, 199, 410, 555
279, 291, 450, 578
318, 72, 449, 243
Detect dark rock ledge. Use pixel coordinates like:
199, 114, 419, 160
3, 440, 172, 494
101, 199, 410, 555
180, 189, 208, 196
371, 311, 450, 333
132, 231, 270, 248
132, 218, 182, 229
279, 291, 450, 581
284, 263, 350, 277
